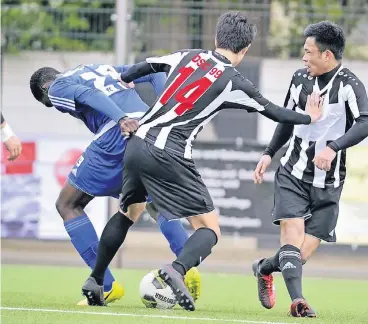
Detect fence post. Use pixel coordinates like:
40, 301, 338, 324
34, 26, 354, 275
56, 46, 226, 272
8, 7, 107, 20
115, 0, 130, 65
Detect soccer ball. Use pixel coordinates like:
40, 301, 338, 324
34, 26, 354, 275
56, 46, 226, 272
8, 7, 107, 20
139, 270, 177, 309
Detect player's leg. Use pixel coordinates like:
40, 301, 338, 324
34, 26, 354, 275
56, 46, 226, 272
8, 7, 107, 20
300, 234, 321, 264
253, 166, 310, 311
133, 137, 218, 311
90, 203, 146, 285
82, 136, 148, 306
83, 203, 146, 306
159, 214, 202, 302
146, 198, 189, 257
56, 182, 117, 295
157, 210, 219, 312
289, 183, 343, 317
172, 210, 220, 275
158, 215, 189, 256
146, 199, 201, 301
64, 143, 126, 305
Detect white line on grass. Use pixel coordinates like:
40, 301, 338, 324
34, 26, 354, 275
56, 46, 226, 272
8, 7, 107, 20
1, 307, 298, 324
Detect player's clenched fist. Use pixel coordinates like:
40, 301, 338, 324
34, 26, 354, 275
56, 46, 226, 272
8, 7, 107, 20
119, 117, 139, 137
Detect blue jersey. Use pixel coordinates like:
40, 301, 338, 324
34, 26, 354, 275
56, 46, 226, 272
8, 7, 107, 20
48, 64, 166, 134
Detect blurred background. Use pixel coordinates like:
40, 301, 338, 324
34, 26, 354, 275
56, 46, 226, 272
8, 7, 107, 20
1, 0, 368, 276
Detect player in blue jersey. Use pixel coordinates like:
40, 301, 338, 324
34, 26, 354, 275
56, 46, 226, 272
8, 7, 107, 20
29, 63, 200, 305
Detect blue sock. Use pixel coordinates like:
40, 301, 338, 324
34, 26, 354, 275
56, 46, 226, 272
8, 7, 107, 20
158, 214, 189, 257
64, 214, 115, 291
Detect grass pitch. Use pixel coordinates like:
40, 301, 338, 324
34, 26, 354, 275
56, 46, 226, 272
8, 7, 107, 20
1, 265, 367, 324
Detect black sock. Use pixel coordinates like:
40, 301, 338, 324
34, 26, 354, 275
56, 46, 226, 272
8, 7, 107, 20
91, 212, 133, 285
172, 227, 218, 276
259, 251, 281, 275
279, 244, 303, 301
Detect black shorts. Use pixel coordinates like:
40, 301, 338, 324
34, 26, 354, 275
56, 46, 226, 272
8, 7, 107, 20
121, 135, 215, 220
272, 166, 343, 242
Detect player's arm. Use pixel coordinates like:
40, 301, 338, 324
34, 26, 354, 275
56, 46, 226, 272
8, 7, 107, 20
1, 113, 22, 161
120, 61, 170, 83
226, 75, 321, 125
120, 61, 169, 83
327, 80, 368, 152
140, 72, 166, 97
117, 65, 167, 97
264, 80, 296, 158
49, 82, 127, 123
120, 51, 189, 83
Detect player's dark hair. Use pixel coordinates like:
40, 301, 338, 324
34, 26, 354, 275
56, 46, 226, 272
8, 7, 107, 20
304, 21, 345, 60
215, 11, 257, 54
30, 67, 60, 101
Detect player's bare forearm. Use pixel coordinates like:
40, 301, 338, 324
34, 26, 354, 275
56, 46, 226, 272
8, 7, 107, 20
328, 115, 368, 152
264, 123, 294, 158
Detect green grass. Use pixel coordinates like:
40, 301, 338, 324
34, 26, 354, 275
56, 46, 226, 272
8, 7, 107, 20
1, 265, 367, 324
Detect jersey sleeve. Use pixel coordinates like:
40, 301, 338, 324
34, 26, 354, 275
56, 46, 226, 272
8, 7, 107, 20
145, 50, 190, 73
223, 74, 311, 125
49, 80, 126, 123
120, 50, 190, 83
343, 77, 368, 119
115, 64, 166, 97
48, 80, 78, 112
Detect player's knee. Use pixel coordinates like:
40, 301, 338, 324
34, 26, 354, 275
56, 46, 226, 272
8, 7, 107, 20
55, 195, 78, 221
119, 202, 146, 223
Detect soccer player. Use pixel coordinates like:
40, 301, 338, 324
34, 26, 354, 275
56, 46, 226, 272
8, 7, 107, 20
29, 63, 200, 305
81, 11, 323, 310
1, 113, 22, 161
252, 21, 368, 317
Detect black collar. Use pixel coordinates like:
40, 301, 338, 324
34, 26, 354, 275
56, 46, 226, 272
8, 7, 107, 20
318, 63, 342, 85
213, 50, 232, 64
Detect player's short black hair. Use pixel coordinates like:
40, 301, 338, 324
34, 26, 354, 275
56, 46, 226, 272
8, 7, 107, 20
215, 11, 257, 54
304, 21, 345, 60
30, 67, 60, 102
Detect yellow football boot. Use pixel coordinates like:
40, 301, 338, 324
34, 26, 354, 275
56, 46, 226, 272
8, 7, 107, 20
77, 281, 124, 306
184, 267, 201, 302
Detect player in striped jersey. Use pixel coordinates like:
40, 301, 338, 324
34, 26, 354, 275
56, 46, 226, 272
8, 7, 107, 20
29, 63, 201, 305
252, 21, 368, 317
82, 12, 323, 311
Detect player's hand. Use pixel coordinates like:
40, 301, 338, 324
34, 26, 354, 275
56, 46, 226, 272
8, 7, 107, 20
119, 117, 139, 137
4, 135, 22, 161
254, 154, 272, 184
305, 92, 323, 123
118, 75, 135, 89
312, 146, 337, 171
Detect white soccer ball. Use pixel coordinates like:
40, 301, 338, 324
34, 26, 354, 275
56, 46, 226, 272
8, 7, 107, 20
139, 270, 177, 309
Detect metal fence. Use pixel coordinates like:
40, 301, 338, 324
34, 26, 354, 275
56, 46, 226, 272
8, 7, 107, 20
2, 0, 368, 60
1, 0, 116, 52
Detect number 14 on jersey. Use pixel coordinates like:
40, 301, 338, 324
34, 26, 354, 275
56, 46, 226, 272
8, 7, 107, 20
160, 54, 224, 116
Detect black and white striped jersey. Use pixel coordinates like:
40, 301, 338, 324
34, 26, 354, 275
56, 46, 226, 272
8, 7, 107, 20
121, 49, 312, 159
280, 65, 368, 188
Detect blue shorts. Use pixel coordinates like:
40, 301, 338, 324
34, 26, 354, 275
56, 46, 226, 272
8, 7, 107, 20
68, 124, 126, 198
